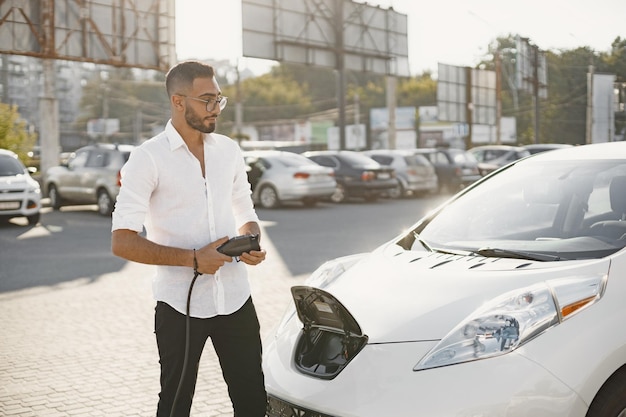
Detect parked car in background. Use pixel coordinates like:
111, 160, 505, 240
243, 150, 336, 208
363, 149, 438, 198
412, 147, 481, 193
44, 143, 135, 216
523, 143, 574, 155
0, 149, 41, 225
303, 150, 396, 203
263, 141, 626, 417
469, 144, 531, 176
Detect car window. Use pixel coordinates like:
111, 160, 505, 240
411, 154, 431, 167
370, 155, 393, 165
433, 152, 449, 165
68, 150, 89, 169
311, 156, 338, 169
0, 155, 24, 176
86, 150, 110, 168
338, 152, 380, 167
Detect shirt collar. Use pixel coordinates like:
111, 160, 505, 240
165, 119, 216, 151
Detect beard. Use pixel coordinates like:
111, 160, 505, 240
185, 106, 216, 134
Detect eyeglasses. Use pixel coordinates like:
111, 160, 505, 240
178, 95, 228, 112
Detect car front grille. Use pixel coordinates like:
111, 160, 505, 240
267, 395, 335, 417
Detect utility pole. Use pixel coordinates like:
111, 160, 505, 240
495, 51, 502, 145
586, 64, 594, 144
532, 44, 541, 144
335, 0, 347, 150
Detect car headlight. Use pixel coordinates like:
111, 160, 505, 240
414, 274, 606, 371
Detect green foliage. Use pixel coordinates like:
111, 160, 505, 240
0, 103, 37, 162
75, 67, 169, 143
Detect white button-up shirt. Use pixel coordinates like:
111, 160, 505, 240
112, 121, 259, 318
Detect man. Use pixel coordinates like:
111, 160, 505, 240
111, 61, 267, 417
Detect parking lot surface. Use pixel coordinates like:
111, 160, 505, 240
0, 223, 305, 417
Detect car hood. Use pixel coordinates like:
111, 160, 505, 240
315, 242, 611, 344
0, 174, 37, 189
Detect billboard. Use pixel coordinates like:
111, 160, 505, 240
0, 0, 175, 71
241, 0, 409, 77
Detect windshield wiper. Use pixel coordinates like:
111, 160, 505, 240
413, 231, 433, 252
473, 247, 561, 262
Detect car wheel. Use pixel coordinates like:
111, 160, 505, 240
48, 185, 62, 210
259, 185, 280, 209
586, 366, 626, 417
27, 213, 40, 226
387, 179, 404, 199
97, 189, 114, 216
302, 198, 318, 207
330, 184, 346, 203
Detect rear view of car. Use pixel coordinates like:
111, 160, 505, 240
364, 149, 438, 198
244, 150, 336, 208
0, 149, 41, 225
303, 150, 396, 203
413, 147, 481, 193
44, 143, 134, 216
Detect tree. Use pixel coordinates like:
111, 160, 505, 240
0, 103, 37, 163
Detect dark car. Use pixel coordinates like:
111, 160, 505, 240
412, 148, 481, 193
44, 143, 135, 215
303, 150, 396, 203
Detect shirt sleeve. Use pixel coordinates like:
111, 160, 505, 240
111, 146, 158, 233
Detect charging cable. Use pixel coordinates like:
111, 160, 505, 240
169, 249, 202, 417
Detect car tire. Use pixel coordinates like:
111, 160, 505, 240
330, 184, 346, 203
97, 189, 114, 216
27, 213, 40, 226
585, 366, 626, 417
48, 185, 62, 210
388, 179, 404, 199
259, 185, 280, 209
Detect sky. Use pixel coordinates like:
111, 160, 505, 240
175, 0, 626, 77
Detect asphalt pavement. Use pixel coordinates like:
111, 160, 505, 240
0, 220, 306, 417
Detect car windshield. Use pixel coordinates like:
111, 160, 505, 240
414, 157, 626, 260
0, 155, 25, 176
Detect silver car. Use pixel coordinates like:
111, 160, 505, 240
363, 149, 438, 198
243, 150, 337, 208
0, 149, 41, 225
44, 144, 134, 216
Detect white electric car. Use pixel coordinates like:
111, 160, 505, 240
263, 142, 626, 417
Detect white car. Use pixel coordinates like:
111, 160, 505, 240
244, 150, 337, 208
0, 149, 41, 225
263, 142, 626, 417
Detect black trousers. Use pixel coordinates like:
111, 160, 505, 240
154, 298, 267, 417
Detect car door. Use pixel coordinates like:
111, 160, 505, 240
78, 149, 110, 201
59, 149, 90, 200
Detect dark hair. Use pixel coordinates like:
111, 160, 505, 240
165, 61, 215, 97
